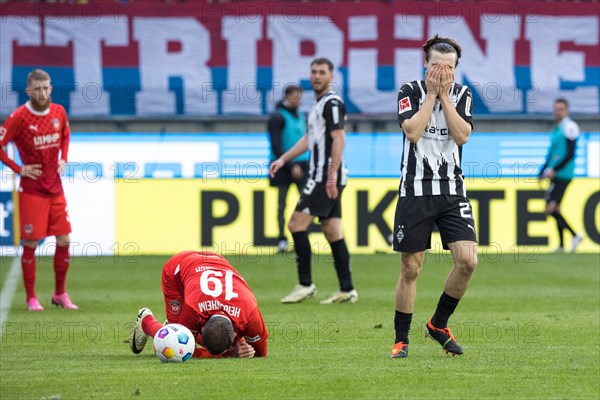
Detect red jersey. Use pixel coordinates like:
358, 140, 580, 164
0, 102, 70, 197
175, 252, 268, 356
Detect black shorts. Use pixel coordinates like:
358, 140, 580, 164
269, 162, 308, 187
544, 179, 571, 205
295, 178, 344, 221
392, 195, 477, 252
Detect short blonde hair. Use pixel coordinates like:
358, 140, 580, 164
27, 69, 51, 86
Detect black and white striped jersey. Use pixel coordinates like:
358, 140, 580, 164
397, 80, 473, 197
306, 90, 348, 185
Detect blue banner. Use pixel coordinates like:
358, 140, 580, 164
3, 132, 597, 180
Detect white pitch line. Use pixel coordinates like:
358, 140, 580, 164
0, 257, 21, 338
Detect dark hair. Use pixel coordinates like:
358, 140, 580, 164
555, 98, 569, 108
202, 315, 235, 355
284, 84, 302, 98
310, 57, 334, 72
423, 34, 462, 67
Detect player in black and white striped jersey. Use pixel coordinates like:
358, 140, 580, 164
398, 79, 472, 197
304, 87, 348, 188
391, 35, 478, 359
270, 58, 356, 305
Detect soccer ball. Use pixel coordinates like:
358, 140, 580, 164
153, 324, 195, 363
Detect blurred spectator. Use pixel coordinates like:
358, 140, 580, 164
538, 98, 583, 253
267, 84, 308, 253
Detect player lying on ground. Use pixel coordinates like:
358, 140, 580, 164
125, 251, 268, 358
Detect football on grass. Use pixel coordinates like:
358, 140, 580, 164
153, 324, 195, 363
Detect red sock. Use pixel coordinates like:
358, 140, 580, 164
142, 315, 164, 337
22, 246, 37, 300
53, 245, 70, 295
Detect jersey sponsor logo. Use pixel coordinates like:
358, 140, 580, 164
399, 97, 412, 113
33, 133, 60, 148
426, 126, 449, 136
0, 126, 6, 141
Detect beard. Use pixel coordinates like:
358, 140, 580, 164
311, 81, 327, 94
30, 96, 51, 111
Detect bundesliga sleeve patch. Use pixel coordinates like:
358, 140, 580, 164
244, 335, 261, 343
398, 97, 412, 114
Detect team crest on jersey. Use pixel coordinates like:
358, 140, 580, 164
396, 225, 404, 243
24, 224, 33, 235
169, 300, 181, 315
52, 118, 60, 130
398, 97, 412, 113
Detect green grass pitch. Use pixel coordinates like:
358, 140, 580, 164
1, 252, 598, 399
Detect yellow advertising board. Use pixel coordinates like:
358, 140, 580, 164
115, 178, 599, 255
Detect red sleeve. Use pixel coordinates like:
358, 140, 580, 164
60, 108, 70, 162
250, 336, 268, 357
193, 345, 234, 359
243, 307, 269, 357
0, 111, 22, 174
193, 347, 209, 358
178, 302, 201, 337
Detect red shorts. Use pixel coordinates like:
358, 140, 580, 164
19, 192, 72, 240
161, 251, 199, 324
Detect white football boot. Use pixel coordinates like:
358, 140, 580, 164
126, 307, 153, 354
571, 234, 583, 252
281, 284, 317, 304
320, 289, 359, 304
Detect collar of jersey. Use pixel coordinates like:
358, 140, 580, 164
25, 101, 51, 116
316, 90, 335, 102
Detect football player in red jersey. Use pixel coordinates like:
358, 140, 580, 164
126, 251, 268, 358
0, 69, 77, 311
